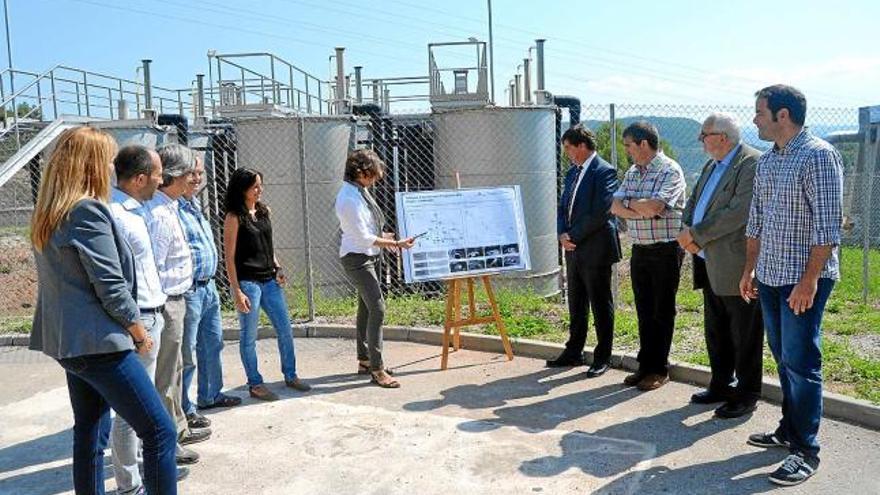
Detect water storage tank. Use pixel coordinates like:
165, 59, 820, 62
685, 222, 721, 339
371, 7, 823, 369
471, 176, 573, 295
432, 106, 560, 296
234, 116, 353, 296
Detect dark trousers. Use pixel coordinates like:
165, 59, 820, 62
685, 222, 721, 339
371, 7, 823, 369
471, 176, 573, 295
564, 251, 615, 364
694, 256, 764, 402
631, 241, 684, 376
58, 350, 178, 495
341, 253, 386, 371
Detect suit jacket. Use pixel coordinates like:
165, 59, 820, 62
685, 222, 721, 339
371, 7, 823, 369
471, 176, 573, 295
557, 154, 622, 266
682, 143, 760, 296
30, 199, 140, 359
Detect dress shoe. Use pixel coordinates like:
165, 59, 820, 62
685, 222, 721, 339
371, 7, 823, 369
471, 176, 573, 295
585, 363, 609, 378
198, 393, 243, 410
249, 384, 279, 401
636, 373, 669, 391
715, 400, 757, 419
285, 378, 312, 392
176, 445, 200, 465
623, 372, 646, 386
186, 411, 211, 429
690, 390, 728, 404
177, 467, 190, 482
545, 352, 586, 368
179, 427, 211, 445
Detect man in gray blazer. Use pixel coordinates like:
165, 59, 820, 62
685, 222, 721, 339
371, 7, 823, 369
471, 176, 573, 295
678, 113, 763, 419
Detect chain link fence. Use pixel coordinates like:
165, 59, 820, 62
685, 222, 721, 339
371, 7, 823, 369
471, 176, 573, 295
0, 103, 875, 333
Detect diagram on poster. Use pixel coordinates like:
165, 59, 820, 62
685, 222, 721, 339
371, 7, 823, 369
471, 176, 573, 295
395, 186, 531, 283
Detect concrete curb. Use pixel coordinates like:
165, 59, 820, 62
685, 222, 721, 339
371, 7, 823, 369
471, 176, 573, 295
6, 325, 880, 431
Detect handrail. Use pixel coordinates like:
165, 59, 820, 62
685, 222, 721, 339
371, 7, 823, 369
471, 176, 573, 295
0, 65, 61, 108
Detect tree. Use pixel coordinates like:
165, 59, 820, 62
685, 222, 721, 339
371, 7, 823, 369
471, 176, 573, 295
3, 102, 42, 121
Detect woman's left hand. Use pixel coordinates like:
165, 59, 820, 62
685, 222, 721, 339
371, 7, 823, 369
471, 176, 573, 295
276, 266, 287, 286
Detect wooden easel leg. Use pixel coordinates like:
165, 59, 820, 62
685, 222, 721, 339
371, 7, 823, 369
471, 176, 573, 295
442, 279, 455, 370
452, 279, 462, 351
482, 275, 514, 361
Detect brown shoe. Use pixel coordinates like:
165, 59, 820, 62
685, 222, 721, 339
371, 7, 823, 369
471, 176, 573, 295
249, 384, 279, 401
623, 372, 645, 387
285, 378, 312, 392
637, 373, 669, 391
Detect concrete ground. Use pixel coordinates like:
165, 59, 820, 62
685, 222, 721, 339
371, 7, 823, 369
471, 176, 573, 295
0, 338, 879, 495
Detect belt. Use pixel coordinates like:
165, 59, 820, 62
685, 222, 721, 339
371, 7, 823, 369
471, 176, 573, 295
166, 294, 185, 301
140, 305, 164, 314
632, 240, 678, 250
193, 278, 214, 287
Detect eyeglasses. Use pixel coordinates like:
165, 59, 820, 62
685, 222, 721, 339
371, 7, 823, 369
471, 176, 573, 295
698, 131, 724, 142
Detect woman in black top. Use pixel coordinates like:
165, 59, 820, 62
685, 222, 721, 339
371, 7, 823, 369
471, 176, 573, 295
223, 168, 310, 401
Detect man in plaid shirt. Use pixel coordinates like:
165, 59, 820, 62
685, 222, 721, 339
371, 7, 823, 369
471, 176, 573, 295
740, 84, 843, 487
611, 121, 687, 391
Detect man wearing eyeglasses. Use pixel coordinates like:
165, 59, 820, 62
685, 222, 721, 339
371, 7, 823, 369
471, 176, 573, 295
678, 113, 763, 419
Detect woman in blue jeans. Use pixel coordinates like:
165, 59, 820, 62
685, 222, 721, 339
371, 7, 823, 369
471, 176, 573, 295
29, 127, 177, 494
223, 168, 310, 401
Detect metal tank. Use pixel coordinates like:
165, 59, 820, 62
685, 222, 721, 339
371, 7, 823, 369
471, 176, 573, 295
432, 106, 560, 296
234, 116, 353, 297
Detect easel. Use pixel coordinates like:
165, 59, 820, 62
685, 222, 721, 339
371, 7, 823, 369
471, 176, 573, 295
441, 275, 514, 370
439, 170, 514, 370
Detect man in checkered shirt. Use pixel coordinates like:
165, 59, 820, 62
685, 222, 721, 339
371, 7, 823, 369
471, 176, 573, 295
611, 121, 687, 392
740, 84, 843, 487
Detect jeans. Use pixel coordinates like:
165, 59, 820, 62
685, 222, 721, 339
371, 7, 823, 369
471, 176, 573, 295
183, 280, 226, 412
630, 241, 684, 376
110, 312, 164, 494
341, 253, 386, 371
155, 298, 188, 435
758, 278, 834, 462
238, 278, 298, 386
58, 350, 177, 495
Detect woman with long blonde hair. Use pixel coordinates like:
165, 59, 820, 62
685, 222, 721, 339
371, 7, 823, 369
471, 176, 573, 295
30, 126, 178, 495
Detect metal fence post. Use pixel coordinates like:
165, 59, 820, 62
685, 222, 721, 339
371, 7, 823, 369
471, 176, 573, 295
862, 127, 878, 304
297, 116, 316, 320
609, 103, 620, 307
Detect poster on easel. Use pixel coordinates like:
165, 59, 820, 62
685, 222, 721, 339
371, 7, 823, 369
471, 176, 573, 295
395, 186, 531, 283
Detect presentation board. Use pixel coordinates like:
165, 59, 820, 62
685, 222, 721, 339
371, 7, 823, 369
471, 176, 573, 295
395, 186, 531, 283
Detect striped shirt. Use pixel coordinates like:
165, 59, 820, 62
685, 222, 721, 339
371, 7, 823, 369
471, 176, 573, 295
178, 196, 218, 282
746, 129, 843, 286
614, 151, 686, 244
146, 190, 193, 296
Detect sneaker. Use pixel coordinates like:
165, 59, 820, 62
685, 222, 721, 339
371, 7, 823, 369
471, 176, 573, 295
285, 378, 312, 392
747, 431, 790, 449
176, 445, 200, 465
623, 372, 645, 387
177, 467, 190, 482
179, 427, 212, 445
249, 384, 279, 401
636, 373, 669, 391
186, 411, 211, 429
769, 453, 819, 486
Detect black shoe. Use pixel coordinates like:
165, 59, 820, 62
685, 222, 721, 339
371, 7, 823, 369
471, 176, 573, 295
177, 467, 190, 482
690, 390, 728, 404
546, 352, 586, 368
747, 431, 790, 449
715, 400, 757, 419
176, 445, 200, 465
179, 427, 212, 445
198, 394, 243, 410
769, 453, 819, 486
186, 412, 211, 429
585, 363, 609, 378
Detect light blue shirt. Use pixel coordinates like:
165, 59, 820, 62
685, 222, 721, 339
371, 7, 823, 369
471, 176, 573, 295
109, 188, 167, 309
692, 144, 740, 258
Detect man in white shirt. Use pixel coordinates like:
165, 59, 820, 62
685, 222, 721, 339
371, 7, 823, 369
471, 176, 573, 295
147, 144, 210, 458
109, 145, 189, 491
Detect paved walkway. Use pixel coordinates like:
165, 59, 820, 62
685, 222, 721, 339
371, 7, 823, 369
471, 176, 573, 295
0, 339, 878, 494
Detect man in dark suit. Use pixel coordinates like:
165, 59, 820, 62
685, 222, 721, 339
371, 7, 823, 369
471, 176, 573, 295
678, 112, 763, 418
547, 125, 621, 377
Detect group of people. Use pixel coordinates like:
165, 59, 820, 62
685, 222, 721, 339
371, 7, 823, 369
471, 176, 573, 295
551, 84, 843, 487
27, 82, 841, 493
28, 134, 313, 494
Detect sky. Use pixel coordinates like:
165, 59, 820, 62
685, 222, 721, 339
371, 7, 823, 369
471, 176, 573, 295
4, 0, 879, 111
